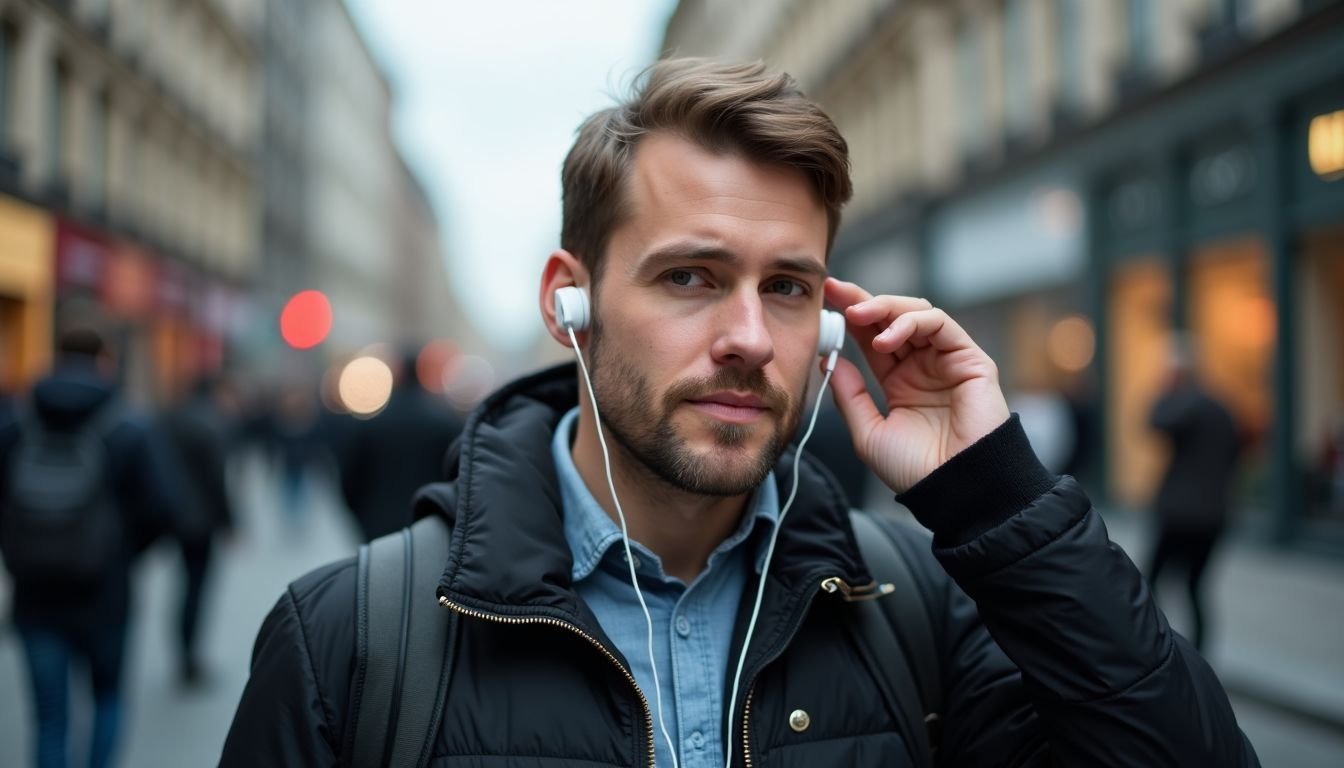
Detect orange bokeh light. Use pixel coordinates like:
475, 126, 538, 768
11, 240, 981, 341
280, 290, 333, 350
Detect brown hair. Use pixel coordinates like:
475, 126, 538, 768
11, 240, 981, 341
560, 58, 852, 287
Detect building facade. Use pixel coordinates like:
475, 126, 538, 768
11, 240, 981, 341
664, 0, 1344, 550
258, 0, 311, 358
303, 0, 397, 353
0, 0, 261, 402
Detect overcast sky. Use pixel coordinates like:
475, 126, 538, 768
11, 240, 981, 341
346, 0, 678, 353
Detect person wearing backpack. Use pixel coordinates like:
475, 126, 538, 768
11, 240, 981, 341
222, 59, 1257, 767
0, 327, 176, 768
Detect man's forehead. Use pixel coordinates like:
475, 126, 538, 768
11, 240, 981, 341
628, 134, 822, 212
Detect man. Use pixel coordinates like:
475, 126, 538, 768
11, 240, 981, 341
337, 349, 464, 541
160, 376, 237, 686
222, 59, 1256, 766
1146, 336, 1241, 652
0, 327, 175, 768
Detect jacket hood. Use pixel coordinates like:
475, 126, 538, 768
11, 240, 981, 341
417, 363, 870, 624
30, 362, 117, 431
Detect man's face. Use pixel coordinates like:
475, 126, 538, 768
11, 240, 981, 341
587, 133, 829, 496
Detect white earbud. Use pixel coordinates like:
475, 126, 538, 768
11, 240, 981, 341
817, 309, 844, 369
555, 286, 590, 332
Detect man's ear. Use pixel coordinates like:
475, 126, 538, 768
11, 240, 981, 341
539, 250, 590, 349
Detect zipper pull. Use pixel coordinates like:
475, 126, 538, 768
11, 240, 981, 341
820, 576, 895, 602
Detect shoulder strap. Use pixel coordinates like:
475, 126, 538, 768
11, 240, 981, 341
351, 514, 456, 768
848, 510, 942, 768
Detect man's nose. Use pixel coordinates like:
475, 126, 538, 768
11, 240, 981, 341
709, 291, 775, 370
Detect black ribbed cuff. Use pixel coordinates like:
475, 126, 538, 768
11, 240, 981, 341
895, 414, 1056, 548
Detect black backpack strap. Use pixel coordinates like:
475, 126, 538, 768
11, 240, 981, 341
351, 514, 456, 767
848, 510, 943, 768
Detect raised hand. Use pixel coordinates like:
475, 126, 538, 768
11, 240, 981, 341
823, 277, 1011, 494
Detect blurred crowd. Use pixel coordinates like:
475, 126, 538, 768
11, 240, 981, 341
0, 324, 464, 768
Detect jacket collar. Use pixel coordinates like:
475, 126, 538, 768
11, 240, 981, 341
428, 363, 870, 625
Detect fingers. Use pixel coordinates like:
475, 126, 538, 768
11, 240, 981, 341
825, 355, 882, 447
872, 307, 977, 360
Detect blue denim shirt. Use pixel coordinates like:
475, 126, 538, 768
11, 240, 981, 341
552, 407, 780, 768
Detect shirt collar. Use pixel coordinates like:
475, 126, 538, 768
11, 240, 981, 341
551, 406, 780, 583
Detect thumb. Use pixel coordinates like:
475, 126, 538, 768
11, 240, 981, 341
826, 356, 883, 447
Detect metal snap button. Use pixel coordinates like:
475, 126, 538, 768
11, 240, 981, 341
788, 709, 811, 732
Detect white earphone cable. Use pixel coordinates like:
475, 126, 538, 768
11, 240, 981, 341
722, 349, 838, 768
568, 326, 681, 768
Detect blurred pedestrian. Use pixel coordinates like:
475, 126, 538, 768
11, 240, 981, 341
159, 376, 237, 688
272, 384, 321, 538
338, 349, 464, 540
0, 327, 175, 768
1146, 335, 1241, 652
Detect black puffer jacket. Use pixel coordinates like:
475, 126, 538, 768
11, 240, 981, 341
221, 365, 1257, 767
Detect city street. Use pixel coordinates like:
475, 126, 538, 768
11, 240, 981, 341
0, 460, 1341, 766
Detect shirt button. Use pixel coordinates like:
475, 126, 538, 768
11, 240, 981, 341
675, 615, 691, 637
689, 731, 705, 749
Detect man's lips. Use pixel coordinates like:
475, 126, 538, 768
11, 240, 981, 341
686, 392, 770, 424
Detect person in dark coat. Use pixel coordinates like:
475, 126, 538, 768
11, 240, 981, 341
337, 350, 464, 541
1146, 337, 1241, 652
0, 327, 176, 768
159, 376, 237, 686
221, 59, 1255, 767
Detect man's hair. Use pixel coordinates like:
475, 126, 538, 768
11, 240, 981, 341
561, 58, 852, 287
57, 327, 105, 360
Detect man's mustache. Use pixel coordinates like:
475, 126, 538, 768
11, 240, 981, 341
662, 369, 792, 414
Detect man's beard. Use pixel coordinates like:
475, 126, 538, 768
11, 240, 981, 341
587, 319, 803, 497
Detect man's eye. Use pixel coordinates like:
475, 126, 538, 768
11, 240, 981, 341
766, 279, 807, 297
667, 270, 707, 287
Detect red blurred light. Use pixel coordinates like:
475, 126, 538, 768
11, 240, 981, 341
416, 339, 459, 393
280, 290, 333, 350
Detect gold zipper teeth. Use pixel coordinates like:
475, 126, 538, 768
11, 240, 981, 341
439, 596, 656, 768
742, 684, 756, 768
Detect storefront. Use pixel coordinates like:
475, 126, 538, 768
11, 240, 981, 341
833, 7, 1344, 551
0, 194, 54, 392
1084, 22, 1344, 547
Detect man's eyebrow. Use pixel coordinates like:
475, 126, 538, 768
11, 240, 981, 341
637, 243, 828, 280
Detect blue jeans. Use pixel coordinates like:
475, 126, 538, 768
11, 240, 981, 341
16, 622, 127, 768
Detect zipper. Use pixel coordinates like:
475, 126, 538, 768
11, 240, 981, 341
439, 595, 656, 768
820, 576, 894, 602
741, 683, 757, 768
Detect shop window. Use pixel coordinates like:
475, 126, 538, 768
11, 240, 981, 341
1298, 229, 1344, 523
1189, 238, 1274, 511
1107, 259, 1172, 509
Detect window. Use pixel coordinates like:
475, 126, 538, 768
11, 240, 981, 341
89, 91, 109, 208
1053, 0, 1082, 111
0, 22, 15, 150
49, 61, 68, 183
1004, 0, 1030, 135
957, 20, 983, 156
1127, 0, 1153, 73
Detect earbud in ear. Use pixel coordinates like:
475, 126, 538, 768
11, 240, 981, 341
555, 286, 590, 332
817, 310, 845, 358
